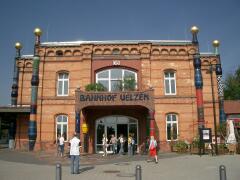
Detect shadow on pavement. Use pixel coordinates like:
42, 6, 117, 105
0, 149, 184, 166
79, 166, 95, 173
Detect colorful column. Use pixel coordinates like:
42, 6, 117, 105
149, 109, 155, 137
28, 28, 42, 151
75, 111, 80, 135
11, 42, 22, 106
213, 40, 226, 124
191, 26, 205, 128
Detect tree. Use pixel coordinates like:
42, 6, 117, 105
224, 66, 240, 100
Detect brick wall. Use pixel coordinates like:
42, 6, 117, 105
15, 42, 220, 152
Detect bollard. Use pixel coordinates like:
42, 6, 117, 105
136, 165, 142, 180
56, 163, 62, 180
219, 165, 227, 180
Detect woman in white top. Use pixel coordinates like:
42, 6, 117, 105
118, 134, 124, 155
102, 134, 108, 156
59, 134, 65, 157
149, 135, 158, 163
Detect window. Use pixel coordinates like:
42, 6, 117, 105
56, 115, 68, 140
166, 114, 178, 141
56, 50, 63, 56
112, 48, 120, 55
57, 73, 69, 96
164, 71, 176, 95
96, 69, 137, 91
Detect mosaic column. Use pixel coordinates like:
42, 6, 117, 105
11, 42, 22, 106
213, 40, 226, 124
149, 109, 155, 137
75, 111, 80, 135
191, 26, 205, 129
28, 28, 42, 151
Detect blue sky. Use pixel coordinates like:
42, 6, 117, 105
0, 0, 239, 105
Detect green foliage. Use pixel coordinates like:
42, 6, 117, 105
224, 66, 240, 100
123, 75, 136, 91
173, 140, 188, 152
115, 75, 136, 91
217, 122, 227, 140
191, 137, 200, 148
85, 83, 107, 92
218, 143, 227, 149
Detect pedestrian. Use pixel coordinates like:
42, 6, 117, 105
149, 135, 158, 163
128, 135, 132, 156
59, 134, 65, 157
145, 137, 150, 155
110, 134, 117, 154
69, 133, 81, 174
102, 134, 108, 156
118, 134, 124, 155
131, 135, 135, 155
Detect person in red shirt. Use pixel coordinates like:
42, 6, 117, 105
149, 135, 158, 163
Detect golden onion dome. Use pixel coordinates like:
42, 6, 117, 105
15, 42, 22, 50
212, 40, 220, 47
34, 27, 42, 36
190, 26, 199, 34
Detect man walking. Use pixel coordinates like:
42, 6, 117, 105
69, 133, 81, 174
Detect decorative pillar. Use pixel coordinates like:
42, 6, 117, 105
11, 42, 22, 106
28, 28, 42, 151
191, 26, 205, 129
149, 109, 155, 137
75, 111, 80, 135
212, 40, 226, 124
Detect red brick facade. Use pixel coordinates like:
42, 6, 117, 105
15, 40, 220, 153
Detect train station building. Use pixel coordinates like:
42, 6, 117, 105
0, 26, 226, 153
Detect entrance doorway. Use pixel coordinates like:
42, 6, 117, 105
117, 124, 128, 152
95, 115, 138, 153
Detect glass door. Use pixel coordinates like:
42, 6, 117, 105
95, 115, 138, 153
106, 124, 116, 151
96, 124, 104, 152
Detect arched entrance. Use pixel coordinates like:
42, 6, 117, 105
75, 89, 155, 154
95, 115, 138, 153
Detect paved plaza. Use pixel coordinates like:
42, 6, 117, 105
0, 149, 239, 180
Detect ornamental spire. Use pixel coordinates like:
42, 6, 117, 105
190, 26, 199, 44
11, 42, 22, 106
212, 40, 220, 55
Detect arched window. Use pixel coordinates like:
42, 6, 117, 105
96, 68, 137, 91
56, 50, 63, 56
112, 48, 120, 55
166, 114, 178, 141
56, 115, 68, 140
164, 71, 176, 95
57, 72, 69, 96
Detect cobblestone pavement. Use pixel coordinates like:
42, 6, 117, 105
0, 148, 180, 166
0, 149, 240, 180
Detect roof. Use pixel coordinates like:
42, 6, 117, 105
224, 100, 240, 114
20, 55, 34, 59
0, 106, 30, 113
200, 52, 217, 57
41, 40, 192, 46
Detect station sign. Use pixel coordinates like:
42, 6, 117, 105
75, 89, 154, 110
